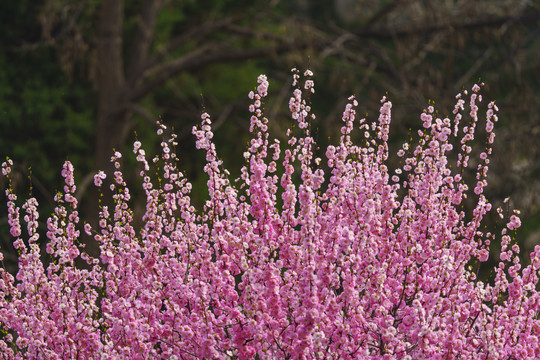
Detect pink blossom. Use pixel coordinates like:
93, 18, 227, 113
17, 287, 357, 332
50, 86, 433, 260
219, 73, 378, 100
0, 71, 536, 359
94, 170, 106, 187
508, 214, 522, 230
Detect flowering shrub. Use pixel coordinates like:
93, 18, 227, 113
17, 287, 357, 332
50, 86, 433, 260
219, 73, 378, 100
1, 69, 540, 359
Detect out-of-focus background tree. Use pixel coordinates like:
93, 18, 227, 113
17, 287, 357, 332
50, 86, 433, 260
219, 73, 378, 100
1, 0, 539, 274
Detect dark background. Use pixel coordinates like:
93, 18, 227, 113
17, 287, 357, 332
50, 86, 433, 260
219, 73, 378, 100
1, 0, 539, 274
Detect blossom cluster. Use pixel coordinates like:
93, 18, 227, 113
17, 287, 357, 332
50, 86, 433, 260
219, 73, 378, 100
1, 69, 540, 359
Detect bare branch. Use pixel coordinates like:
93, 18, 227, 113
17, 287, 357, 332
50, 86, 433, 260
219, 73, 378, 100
213, 103, 239, 132
363, 0, 404, 28
454, 48, 493, 88
145, 15, 241, 70
127, 103, 160, 125
74, 172, 95, 204
129, 39, 327, 102
353, 14, 540, 40
223, 24, 288, 42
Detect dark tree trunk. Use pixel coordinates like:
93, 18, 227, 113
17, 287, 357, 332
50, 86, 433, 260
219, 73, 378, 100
96, 0, 125, 168
81, 0, 126, 261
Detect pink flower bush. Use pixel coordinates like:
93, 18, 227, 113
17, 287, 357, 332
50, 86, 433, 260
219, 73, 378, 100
1, 69, 540, 359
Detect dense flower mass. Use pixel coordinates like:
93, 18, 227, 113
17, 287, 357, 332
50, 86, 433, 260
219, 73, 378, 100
1, 69, 540, 359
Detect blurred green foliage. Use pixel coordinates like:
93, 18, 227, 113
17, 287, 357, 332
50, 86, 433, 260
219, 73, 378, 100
0, 1, 94, 193
0, 0, 539, 274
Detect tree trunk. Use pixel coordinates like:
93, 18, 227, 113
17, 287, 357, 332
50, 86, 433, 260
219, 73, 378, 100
96, 0, 125, 166
81, 0, 126, 262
